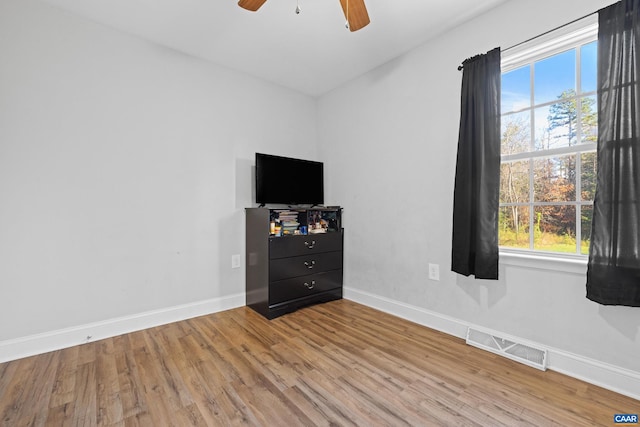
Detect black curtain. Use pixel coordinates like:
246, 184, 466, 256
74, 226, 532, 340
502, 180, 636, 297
451, 48, 501, 280
587, 0, 640, 306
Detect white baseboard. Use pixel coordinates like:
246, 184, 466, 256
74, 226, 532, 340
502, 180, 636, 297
548, 349, 640, 401
344, 286, 640, 401
0, 293, 245, 364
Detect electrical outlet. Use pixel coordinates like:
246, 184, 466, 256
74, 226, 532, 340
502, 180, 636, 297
231, 254, 241, 269
428, 263, 440, 281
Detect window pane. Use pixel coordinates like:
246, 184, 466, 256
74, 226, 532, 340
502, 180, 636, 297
581, 152, 597, 201
502, 111, 531, 155
581, 205, 593, 255
534, 49, 576, 105
502, 65, 530, 112
581, 41, 597, 93
534, 155, 576, 202
534, 105, 551, 150
581, 95, 598, 144
533, 205, 576, 253
499, 206, 530, 249
535, 96, 582, 150
500, 160, 530, 204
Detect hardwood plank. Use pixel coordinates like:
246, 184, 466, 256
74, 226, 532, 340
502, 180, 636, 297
142, 328, 194, 409
49, 346, 79, 409
95, 339, 124, 426
45, 401, 76, 427
291, 373, 370, 426
0, 300, 637, 426
6, 351, 59, 426
72, 360, 97, 426
211, 384, 261, 426
132, 330, 198, 426
185, 316, 235, 354
232, 376, 314, 426
114, 335, 148, 424
178, 364, 234, 426
0, 356, 38, 426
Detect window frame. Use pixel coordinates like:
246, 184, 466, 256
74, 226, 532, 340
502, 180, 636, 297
499, 16, 598, 261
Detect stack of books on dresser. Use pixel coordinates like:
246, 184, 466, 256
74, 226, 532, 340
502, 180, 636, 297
276, 210, 300, 234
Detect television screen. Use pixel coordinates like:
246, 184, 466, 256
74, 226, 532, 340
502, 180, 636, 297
255, 153, 324, 206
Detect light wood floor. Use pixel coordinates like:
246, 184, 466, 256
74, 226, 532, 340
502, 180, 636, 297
0, 300, 637, 426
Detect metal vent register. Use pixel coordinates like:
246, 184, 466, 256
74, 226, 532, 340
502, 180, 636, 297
466, 327, 548, 371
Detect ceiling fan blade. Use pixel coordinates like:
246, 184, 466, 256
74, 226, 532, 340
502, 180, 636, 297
238, 0, 267, 12
339, 0, 370, 32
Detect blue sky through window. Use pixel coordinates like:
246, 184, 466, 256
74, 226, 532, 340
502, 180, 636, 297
502, 42, 597, 115
581, 41, 597, 92
502, 66, 530, 113
534, 49, 576, 104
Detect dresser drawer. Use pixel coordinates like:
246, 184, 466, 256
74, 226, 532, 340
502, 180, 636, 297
269, 251, 342, 282
269, 270, 343, 305
269, 232, 342, 259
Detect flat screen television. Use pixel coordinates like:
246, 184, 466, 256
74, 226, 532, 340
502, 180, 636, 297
255, 153, 324, 206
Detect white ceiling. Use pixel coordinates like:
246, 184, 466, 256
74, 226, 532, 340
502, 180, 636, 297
39, 0, 509, 96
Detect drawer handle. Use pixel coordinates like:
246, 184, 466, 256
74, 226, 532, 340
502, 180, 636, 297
304, 280, 316, 289
304, 260, 316, 269
304, 240, 316, 249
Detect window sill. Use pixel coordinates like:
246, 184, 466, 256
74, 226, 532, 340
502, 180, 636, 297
499, 250, 587, 275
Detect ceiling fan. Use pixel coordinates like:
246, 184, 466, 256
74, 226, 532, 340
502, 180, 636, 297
237, 0, 370, 32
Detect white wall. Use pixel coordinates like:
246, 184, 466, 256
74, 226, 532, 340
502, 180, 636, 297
0, 0, 317, 342
318, 0, 640, 384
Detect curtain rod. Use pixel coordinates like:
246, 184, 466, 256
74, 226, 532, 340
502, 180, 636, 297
457, 9, 599, 71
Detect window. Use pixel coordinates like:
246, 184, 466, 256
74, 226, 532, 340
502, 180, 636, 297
499, 18, 598, 256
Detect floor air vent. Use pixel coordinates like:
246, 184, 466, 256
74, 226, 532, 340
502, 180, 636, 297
466, 327, 548, 371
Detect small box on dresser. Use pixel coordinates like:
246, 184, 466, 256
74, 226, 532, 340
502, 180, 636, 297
245, 207, 343, 319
